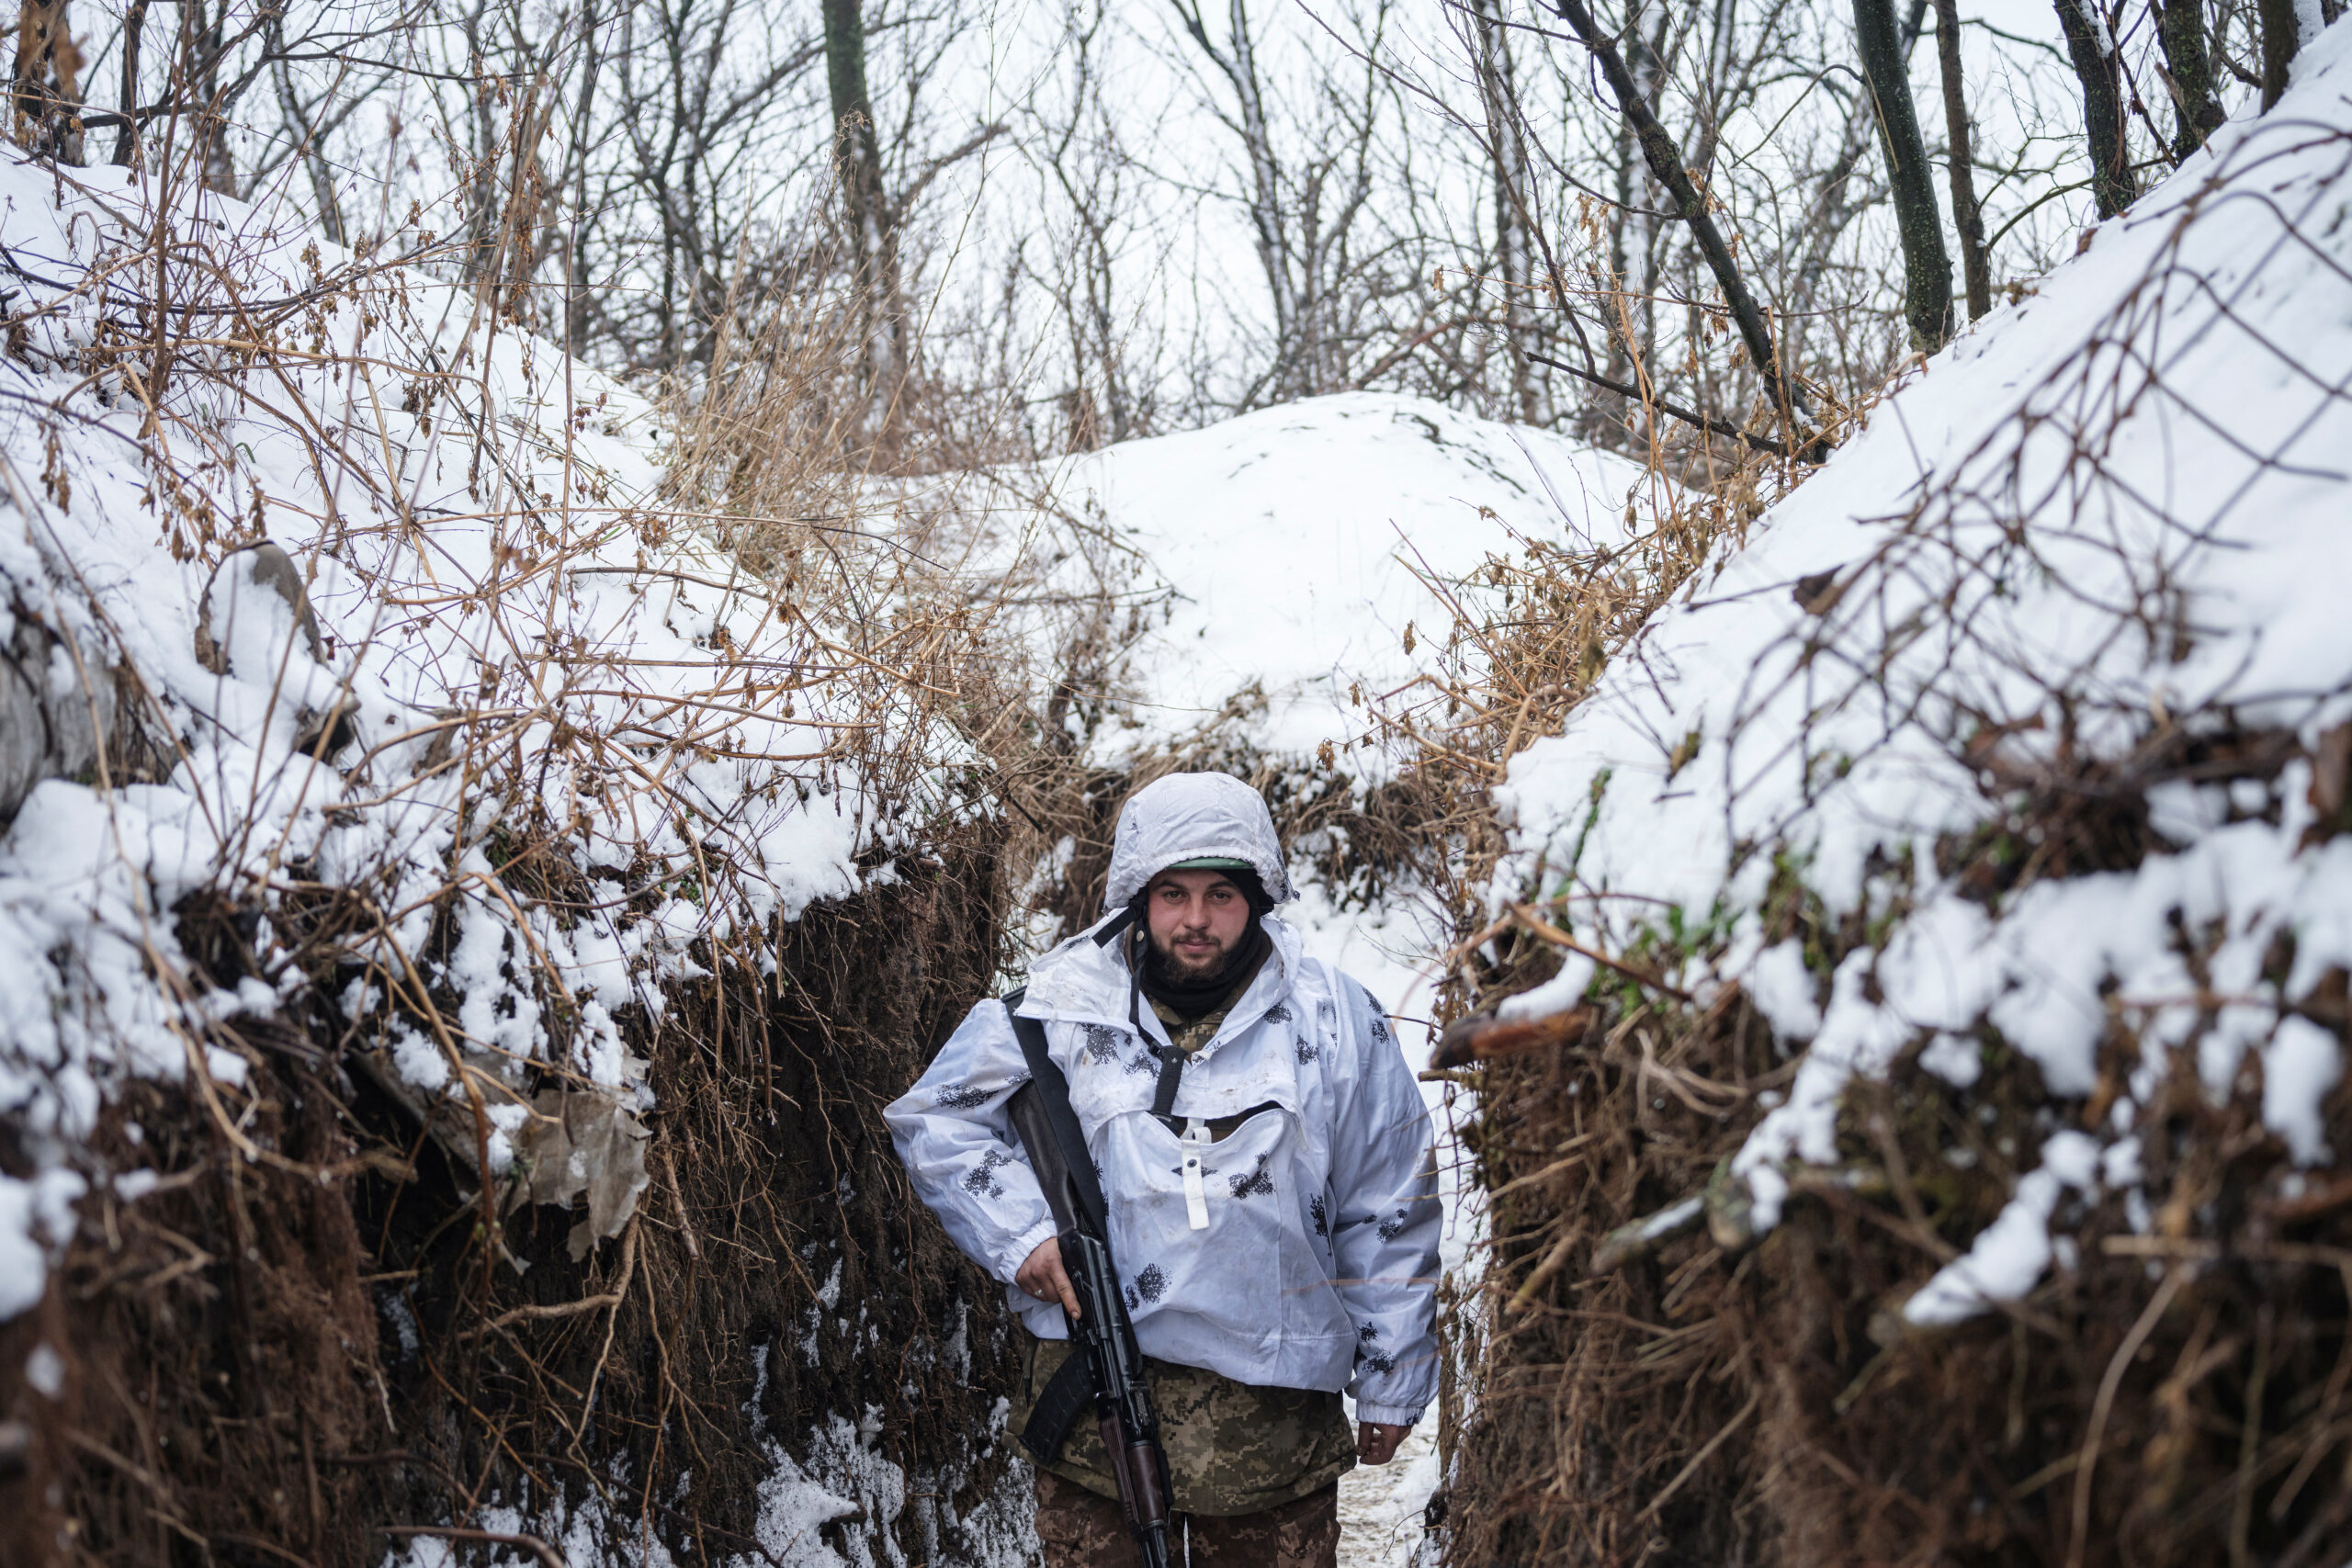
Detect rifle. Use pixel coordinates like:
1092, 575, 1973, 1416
1001, 992, 1175, 1568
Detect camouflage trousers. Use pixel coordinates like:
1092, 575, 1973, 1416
1034, 1469, 1340, 1568
1014, 1337, 1356, 1515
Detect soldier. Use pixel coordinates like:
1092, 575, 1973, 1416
887, 772, 1441, 1566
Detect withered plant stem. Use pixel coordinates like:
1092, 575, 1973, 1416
1526, 349, 1792, 457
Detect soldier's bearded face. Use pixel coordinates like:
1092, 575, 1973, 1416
1145, 870, 1251, 980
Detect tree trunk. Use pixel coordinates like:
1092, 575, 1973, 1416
823, 0, 900, 424
2254, 0, 2307, 109
1601, 84, 1642, 400
2155, 0, 2222, 156
458, 1, 501, 288
1624, 0, 1666, 406
1784, 0, 1925, 370
2053, 0, 2132, 218
1930, 0, 1991, 320
1547, 0, 1812, 435
1854, 0, 1952, 351
1471, 0, 1540, 423
1037, 6, 1136, 446
1223, 0, 1300, 396
1169, 0, 1304, 401
562, 0, 606, 355
182, 0, 237, 196
1781, 90, 1872, 394
270, 26, 343, 246
112, 0, 145, 166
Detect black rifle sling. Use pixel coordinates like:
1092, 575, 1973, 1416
1149, 1043, 1183, 1129
1000, 989, 1116, 1463
1001, 989, 1109, 1235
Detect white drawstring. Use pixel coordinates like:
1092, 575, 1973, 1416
1181, 1119, 1213, 1230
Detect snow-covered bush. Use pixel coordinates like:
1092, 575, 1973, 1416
0, 146, 1033, 1567
1431, 37, 2352, 1568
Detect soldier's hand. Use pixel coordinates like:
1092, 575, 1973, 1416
1016, 1236, 1081, 1318
1357, 1421, 1411, 1465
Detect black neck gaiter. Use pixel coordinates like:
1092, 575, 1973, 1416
1136, 920, 1272, 1024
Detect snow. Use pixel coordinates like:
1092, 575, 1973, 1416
374, 1493, 684, 1568
746, 1439, 867, 1566
1905, 1130, 2102, 1325
1743, 939, 1822, 1041
1905, 1167, 2066, 1324
0, 155, 929, 1319
22, 1339, 64, 1397
1498, 951, 1596, 1023
1337, 1435, 1442, 1568
2264, 1016, 2343, 1167
1010, 390, 1652, 764
1486, 25, 2352, 1325
0, 1168, 83, 1318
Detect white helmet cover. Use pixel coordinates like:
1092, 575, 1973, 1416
1102, 772, 1296, 911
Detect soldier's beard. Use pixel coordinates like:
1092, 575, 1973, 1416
1150, 931, 1230, 983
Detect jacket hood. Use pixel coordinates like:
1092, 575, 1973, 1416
1103, 772, 1295, 910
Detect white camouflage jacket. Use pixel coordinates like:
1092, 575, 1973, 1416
885, 912, 1441, 1425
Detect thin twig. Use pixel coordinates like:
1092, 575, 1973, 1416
1510, 905, 1693, 1001
1527, 351, 1790, 457
378, 1527, 567, 1568
1640, 1390, 1763, 1518
2068, 1268, 2188, 1568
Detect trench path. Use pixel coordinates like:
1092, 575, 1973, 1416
1335, 1418, 1439, 1566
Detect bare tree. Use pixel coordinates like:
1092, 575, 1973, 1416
1164, 0, 1409, 405
2254, 0, 2312, 108
1853, 0, 1951, 349
825, 0, 903, 426
1545, 0, 1810, 433
1930, 0, 1991, 320
110, 0, 145, 165
2054, 0, 2132, 217
1020, 0, 1152, 446
33, 0, 2242, 473
13, 0, 85, 163
1468, 0, 1544, 423
2154, 0, 2222, 156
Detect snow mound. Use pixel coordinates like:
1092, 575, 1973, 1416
1015, 391, 1649, 764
